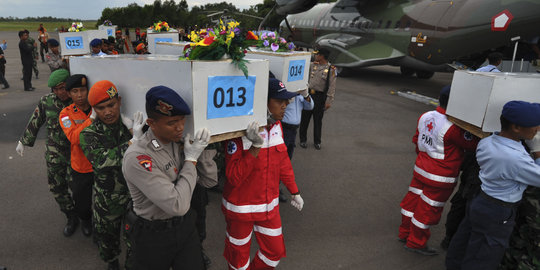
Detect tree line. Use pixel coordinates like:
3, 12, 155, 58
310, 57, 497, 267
0, 16, 85, 22
97, 0, 284, 31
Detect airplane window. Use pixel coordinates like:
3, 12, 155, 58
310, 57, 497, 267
386, 20, 392, 28
395, 21, 401, 29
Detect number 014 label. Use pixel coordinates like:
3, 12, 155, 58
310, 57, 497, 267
207, 76, 256, 119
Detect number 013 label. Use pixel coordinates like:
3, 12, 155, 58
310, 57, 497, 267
207, 76, 256, 119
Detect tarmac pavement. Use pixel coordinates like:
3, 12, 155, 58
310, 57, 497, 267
0, 30, 454, 269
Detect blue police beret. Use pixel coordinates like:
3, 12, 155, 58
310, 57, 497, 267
502, 100, 540, 127
90, 38, 102, 47
146, 86, 191, 116
268, 78, 298, 100
47, 38, 59, 47
440, 85, 451, 97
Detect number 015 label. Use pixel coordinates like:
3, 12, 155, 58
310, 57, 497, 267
65, 36, 83, 50
207, 76, 256, 119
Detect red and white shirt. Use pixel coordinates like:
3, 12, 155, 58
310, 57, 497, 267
412, 107, 479, 188
222, 121, 299, 221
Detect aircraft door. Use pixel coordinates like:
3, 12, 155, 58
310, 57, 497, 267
408, 1, 453, 62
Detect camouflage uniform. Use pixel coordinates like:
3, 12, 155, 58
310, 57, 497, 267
25, 37, 39, 78
500, 186, 540, 270
80, 118, 132, 265
114, 37, 125, 54
19, 93, 74, 216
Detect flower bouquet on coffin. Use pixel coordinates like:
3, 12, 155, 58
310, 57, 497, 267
103, 20, 113, 26
257, 31, 295, 52
183, 20, 259, 77
151, 21, 170, 33
68, 22, 84, 32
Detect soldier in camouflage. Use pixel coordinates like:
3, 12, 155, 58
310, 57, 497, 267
23, 30, 39, 79
499, 186, 540, 270
80, 80, 132, 270
114, 30, 125, 54
16, 68, 77, 236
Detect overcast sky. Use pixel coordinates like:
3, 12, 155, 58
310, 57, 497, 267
0, 0, 263, 20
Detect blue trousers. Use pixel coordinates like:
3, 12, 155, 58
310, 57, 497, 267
445, 193, 517, 270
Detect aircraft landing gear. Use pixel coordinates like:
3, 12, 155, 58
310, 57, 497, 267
416, 70, 434, 79
400, 66, 415, 76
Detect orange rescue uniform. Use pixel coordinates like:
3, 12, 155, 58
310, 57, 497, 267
59, 104, 92, 173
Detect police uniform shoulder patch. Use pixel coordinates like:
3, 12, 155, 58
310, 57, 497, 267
61, 116, 72, 128
136, 154, 152, 172
227, 141, 237, 155
464, 131, 473, 141
151, 139, 160, 149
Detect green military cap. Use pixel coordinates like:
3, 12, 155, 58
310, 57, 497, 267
48, 69, 70, 88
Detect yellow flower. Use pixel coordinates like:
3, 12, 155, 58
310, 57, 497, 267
227, 21, 239, 29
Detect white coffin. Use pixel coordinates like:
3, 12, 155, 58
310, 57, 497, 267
147, 30, 179, 54
446, 70, 540, 132
155, 42, 190, 56
245, 49, 311, 92
69, 55, 269, 140
59, 30, 108, 56
98, 25, 117, 37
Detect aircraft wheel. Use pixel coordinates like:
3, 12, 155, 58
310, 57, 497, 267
416, 70, 434, 79
400, 66, 415, 76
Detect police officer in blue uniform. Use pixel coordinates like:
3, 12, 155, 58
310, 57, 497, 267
446, 101, 540, 270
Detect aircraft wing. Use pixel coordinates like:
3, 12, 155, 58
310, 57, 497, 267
316, 33, 406, 68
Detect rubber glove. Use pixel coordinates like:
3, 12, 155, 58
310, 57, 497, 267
16, 141, 24, 157
246, 121, 264, 147
526, 132, 540, 152
121, 113, 133, 129
291, 194, 304, 211
184, 128, 210, 162
89, 108, 97, 121
131, 111, 145, 141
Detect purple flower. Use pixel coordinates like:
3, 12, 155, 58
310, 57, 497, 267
261, 33, 267, 39
288, 42, 295, 50
263, 40, 269, 47
271, 43, 279, 52
280, 37, 286, 44
268, 32, 275, 38
220, 30, 226, 35
234, 27, 240, 34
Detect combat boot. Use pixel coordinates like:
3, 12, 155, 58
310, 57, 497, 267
107, 259, 119, 270
81, 219, 92, 237
63, 213, 79, 237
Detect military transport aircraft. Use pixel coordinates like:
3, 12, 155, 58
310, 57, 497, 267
274, 0, 540, 78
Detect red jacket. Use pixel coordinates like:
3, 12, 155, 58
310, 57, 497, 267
222, 121, 299, 221
412, 107, 479, 188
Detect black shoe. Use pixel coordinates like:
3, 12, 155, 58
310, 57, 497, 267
398, 237, 406, 243
404, 245, 439, 256
314, 144, 321, 150
107, 259, 119, 270
63, 214, 79, 237
24, 87, 35, 91
202, 249, 211, 268
279, 189, 288, 203
35, 75, 39, 79
2, 85, 8, 89
81, 219, 92, 237
299, 142, 307, 148
440, 236, 451, 250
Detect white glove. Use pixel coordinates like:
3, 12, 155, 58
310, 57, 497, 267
184, 128, 210, 162
299, 88, 309, 98
89, 108, 97, 120
121, 113, 133, 129
246, 121, 264, 148
131, 111, 145, 141
291, 194, 304, 211
526, 132, 540, 152
16, 141, 24, 157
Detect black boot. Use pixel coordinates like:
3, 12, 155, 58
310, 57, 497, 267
1, 84, 8, 89
81, 219, 92, 237
107, 259, 119, 270
201, 249, 211, 269
63, 213, 79, 237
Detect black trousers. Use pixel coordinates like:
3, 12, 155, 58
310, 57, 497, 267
70, 170, 94, 221
22, 61, 32, 90
39, 42, 48, 62
300, 92, 326, 145
191, 184, 208, 243
129, 210, 205, 270
282, 123, 298, 159
446, 193, 517, 270
0, 64, 8, 86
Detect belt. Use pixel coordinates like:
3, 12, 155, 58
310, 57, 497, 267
281, 122, 299, 129
133, 211, 185, 231
479, 190, 520, 208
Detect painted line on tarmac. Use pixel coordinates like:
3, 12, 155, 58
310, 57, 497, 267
391, 90, 438, 107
